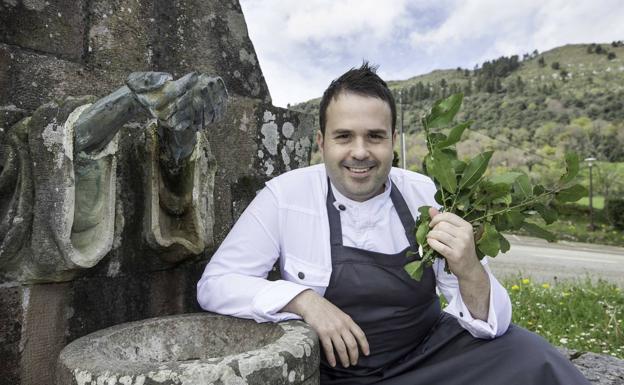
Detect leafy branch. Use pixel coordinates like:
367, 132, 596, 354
405, 93, 588, 280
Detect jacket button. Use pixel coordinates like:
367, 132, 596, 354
298, 272, 305, 279
338, 204, 346, 211
459, 312, 464, 317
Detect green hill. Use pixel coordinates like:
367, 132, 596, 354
293, 42, 624, 166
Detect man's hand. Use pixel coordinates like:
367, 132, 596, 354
282, 289, 370, 368
426, 207, 483, 280
126, 72, 228, 132
426, 207, 491, 321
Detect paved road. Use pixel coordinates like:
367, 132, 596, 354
487, 234, 624, 287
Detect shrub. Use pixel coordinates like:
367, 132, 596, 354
605, 198, 624, 229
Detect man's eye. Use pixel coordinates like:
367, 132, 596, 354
335, 134, 350, 139
369, 134, 385, 140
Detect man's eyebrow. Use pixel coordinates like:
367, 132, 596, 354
368, 129, 389, 136
332, 129, 353, 135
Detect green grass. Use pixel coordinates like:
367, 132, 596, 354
576, 196, 605, 210
503, 276, 623, 359
440, 277, 624, 359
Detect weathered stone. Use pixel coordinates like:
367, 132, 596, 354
560, 348, 624, 385
0, 0, 86, 61
148, 0, 271, 103
57, 313, 320, 385
143, 125, 217, 261
209, 97, 314, 243
86, 0, 152, 73
20, 283, 71, 385
0, 286, 23, 385
0, 44, 100, 112
0, 104, 27, 129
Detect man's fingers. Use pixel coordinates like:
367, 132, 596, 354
350, 324, 370, 356
429, 211, 470, 229
340, 332, 359, 366
320, 336, 337, 368
331, 334, 351, 368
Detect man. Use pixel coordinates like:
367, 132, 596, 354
197, 63, 589, 384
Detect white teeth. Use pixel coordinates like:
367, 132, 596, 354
348, 167, 371, 173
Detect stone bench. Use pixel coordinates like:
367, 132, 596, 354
560, 348, 624, 385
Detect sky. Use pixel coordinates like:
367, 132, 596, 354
238, 0, 624, 107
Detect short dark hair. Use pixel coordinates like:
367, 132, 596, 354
319, 62, 396, 135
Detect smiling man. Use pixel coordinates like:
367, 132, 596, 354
197, 63, 590, 384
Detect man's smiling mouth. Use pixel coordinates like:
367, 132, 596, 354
345, 166, 374, 174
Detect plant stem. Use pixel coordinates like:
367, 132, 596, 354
471, 192, 552, 222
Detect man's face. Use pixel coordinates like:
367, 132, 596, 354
317, 92, 396, 202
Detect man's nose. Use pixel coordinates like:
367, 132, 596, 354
350, 137, 370, 159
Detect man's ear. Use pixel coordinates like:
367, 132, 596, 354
316, 130, 324, 155
392, 129, 397, 145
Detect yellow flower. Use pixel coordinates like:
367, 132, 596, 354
562, 292, 570, 297
541, 283, 550, 289
511, 285, 520, 291
522, 278, 530, 285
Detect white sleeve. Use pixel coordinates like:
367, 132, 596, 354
196, 187, 310, 323
435, 257, 512, 339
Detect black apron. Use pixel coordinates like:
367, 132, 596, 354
319, 182, 591, 385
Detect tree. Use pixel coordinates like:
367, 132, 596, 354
551, 62, 560, 70
538, 56, 546, 67
608, 52, 616, 60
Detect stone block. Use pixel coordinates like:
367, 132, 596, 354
86, 0, 152, 73
0, 286, 23, 385
149, 0, 271, 102
1, 44, 98, 112
0, 0, 86, 61
208, 96, 314, 242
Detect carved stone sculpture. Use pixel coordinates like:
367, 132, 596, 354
0, 72, 227, 282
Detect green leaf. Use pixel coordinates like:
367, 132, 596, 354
559, 152, 580, 184
458, 151, 494, 190
555, 184, 588, 203
436, 121, 472, 149
489, 171, 523, 185
534, 203, 558, 225
522, 222, 557, 242
416, 222, 429, 247
498, 233, 511, 253
492, 193, 512, 205
429, 132, 448, 148
513, 173, 532, 199
477, 222, 501, 257
426, 93, 464, 129
533, 184, 546, 196
404, 260, 424, 281
506, 210, 525, 229
418, 205, 432, 221
426, 150, 457, 193
452, 160, 467, 176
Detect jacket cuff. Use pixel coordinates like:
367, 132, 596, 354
251, 280, 310, 323
443, 271, 511, 339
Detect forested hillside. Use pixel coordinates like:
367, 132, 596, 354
293, 42, 624, 202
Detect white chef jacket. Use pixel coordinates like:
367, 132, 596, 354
197, 164, 512, 339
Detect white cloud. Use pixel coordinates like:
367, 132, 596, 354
239, 0, 624, 107
410, 0, 624, 65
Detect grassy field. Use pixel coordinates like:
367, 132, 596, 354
576, 196, 605, 210
440, 277, 624, 359
502, 276, 623, 359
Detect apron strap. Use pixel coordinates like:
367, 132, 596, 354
389, 181, 418, 249
326, 179, 418, 249
326, 180, 343, 246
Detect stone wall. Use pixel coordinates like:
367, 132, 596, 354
0, 1, 315, 384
